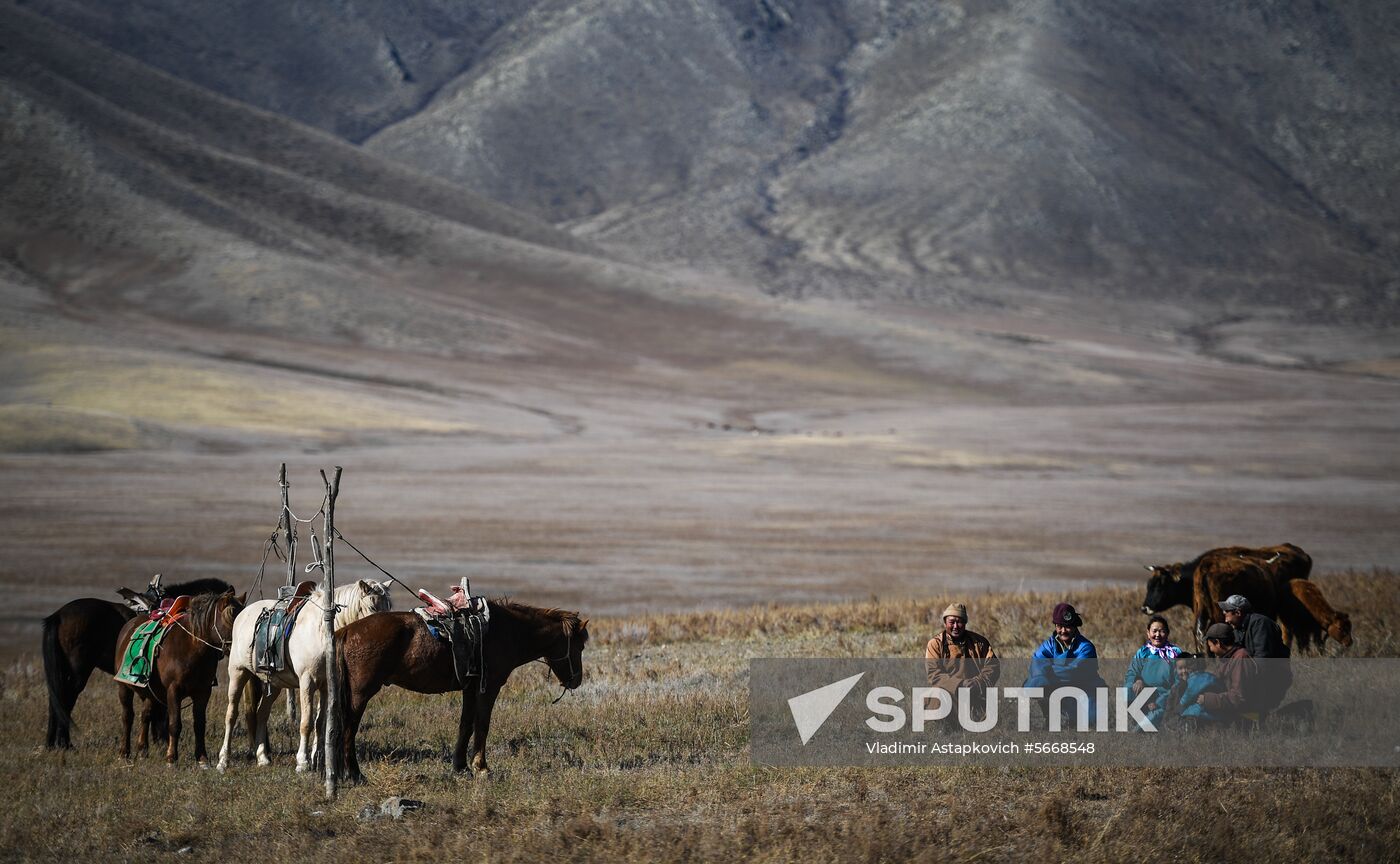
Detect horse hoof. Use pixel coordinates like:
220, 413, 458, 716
473, 767, 492, 780
294, 763, 309, 773
216, 760, 228, 773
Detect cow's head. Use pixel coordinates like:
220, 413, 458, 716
1329, 613, 1353, 652
1141, 563, 1192, 614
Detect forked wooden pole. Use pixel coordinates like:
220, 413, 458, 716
321, 466, 343, 799
280, 464, 298, 733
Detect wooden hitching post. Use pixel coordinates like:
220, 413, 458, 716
321, 466, 342, 799
280, 463, 299, 733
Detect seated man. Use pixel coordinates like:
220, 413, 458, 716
1187, 622, 1262, 727
1220, 594, 1291, 711
925, 603, 1000, 726
1023, 602, 1106, 728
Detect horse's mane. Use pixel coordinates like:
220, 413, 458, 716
164, 577, 234, 597
490, 597, 589, 639
325, 580, 392, 629
184, 591, 236, 642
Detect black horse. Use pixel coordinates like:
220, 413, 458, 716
42, 575, 233, 748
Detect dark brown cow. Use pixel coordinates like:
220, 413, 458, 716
1280, 579, 1352, 654
1141, 548, 1283, 646
1214, 543, 1312, 588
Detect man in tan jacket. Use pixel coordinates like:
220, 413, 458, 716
925, 603, 1000, 725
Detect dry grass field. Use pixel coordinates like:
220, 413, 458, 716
2, 570, 1396, 862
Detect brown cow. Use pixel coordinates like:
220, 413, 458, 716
1280, 579, 1352, 654
1214, 543, 1312, 589
1141, 549, 1281, 647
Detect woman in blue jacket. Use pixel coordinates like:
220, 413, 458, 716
1024, 603, 1106, 728
1124, 615, 1182, 729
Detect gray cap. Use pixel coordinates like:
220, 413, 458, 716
1205, 622, 1236, 643
1218, 594, 1251, 613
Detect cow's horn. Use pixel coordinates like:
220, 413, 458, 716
1266, 552, 1281, 564
1142, 565, 1155, 572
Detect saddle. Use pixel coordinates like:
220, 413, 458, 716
253, 580, 317, 676
116, 599, 191, 687
415, 584, 490, 691
150, 595, 190, 626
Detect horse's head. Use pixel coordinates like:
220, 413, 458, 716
218, 590, 247, 630
545, 614, 590, 690
356, 579, 394, 615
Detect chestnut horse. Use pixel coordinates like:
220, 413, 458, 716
336, 600, 589, 782
114, 589, 245, 764
42, 576, 232, 749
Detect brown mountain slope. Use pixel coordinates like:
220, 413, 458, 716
369, 0, 1400, 319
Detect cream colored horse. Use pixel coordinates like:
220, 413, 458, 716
217, 580, 391, 772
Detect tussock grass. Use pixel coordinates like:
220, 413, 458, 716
2, 571, 1396, 861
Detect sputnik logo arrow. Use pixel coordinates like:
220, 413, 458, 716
788, 672, 865, 745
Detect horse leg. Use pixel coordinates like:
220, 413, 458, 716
340, 683, 376, 785
165, 686, 182, 765
139, 697, 157, 757
191, 686, 211, 767
50, 659, 92, 750
312, 682, 329, 773
253, 684, 276, 767
452, 688, 479, 772
469, 686, 501, 778
118, 685, 134, 759
295, 678, 317, 773
217, 666, 249, 771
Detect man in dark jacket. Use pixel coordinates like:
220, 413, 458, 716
1219, 594, 1291, 710
1195, 622, 1261, 725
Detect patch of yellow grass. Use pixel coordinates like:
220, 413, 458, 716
1331, 357, 1400, 379
892, 449, 1072, 471
696, 432, 1073, 472
0, 404, 145, 451
3, 341, 475, 441
713, 358, 926, 397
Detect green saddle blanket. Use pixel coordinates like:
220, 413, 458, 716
115, 618, 173, 687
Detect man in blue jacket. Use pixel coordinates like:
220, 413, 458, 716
1024, 602, 1107, 729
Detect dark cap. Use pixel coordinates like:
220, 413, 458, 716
1205, 622, 1235, 643
1218, 594, 1251, 613
1052, 602, 1082, 627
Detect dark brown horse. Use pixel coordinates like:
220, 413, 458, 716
42, 576, 233, 748
336, 600, 589, 782
114, 589, 245, 764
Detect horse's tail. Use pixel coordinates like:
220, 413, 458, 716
42, 612, 76, 746
333, 632, 352, 777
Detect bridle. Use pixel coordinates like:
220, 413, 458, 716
541, 630, 576, 704
171, 600, 235, 655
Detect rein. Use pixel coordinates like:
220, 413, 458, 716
171, 607, 233, 655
